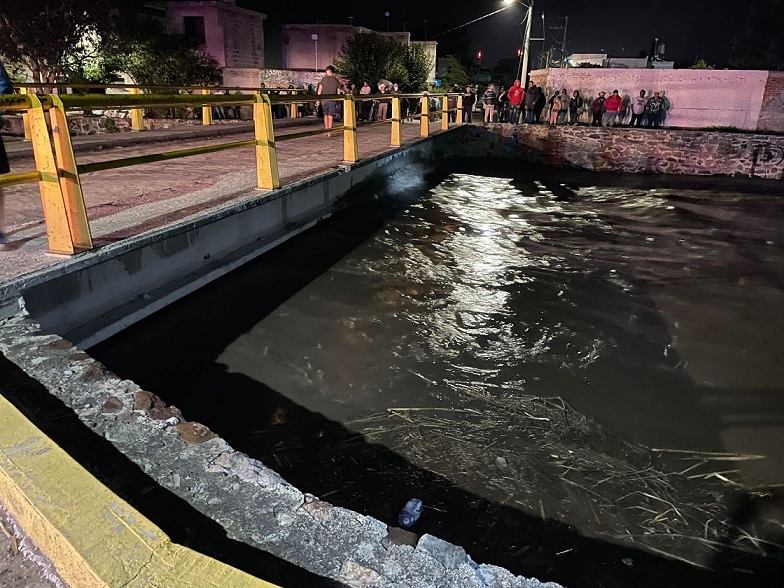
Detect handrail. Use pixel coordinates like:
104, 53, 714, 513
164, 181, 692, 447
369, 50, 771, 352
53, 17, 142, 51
0, 91, 464, 255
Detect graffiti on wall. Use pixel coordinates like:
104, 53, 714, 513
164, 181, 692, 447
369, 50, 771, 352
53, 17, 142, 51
750, 141, 784, 177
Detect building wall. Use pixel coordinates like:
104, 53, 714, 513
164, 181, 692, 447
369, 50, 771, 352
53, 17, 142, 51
757, 71, 784, 133
283, 25, 367, 71
530, 68, 771, 130
164, 1, 266, 69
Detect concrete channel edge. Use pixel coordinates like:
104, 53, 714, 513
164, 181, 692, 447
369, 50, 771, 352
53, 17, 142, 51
0, 393, 277, 588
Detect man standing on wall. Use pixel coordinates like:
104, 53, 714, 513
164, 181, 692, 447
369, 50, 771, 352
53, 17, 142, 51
317, 65, 343, 137
603, 90, 622, 127
591, 91, 606, 126
0, 60, 12, 244
630, 90, 647, 127
507, 80, 524, 124
646, 91, 666, 128
482, 83, 498, 124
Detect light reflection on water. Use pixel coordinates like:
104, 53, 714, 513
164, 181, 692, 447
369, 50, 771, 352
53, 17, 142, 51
219, 171, 784, 487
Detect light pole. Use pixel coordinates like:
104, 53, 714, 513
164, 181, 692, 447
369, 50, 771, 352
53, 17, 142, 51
385, 11, 390, 32
311, 34, 319, 71
504, 0, 535, 86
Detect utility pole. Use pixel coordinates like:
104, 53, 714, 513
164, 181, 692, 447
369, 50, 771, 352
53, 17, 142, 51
548, 17, 568, 66
519, 0, 534, 86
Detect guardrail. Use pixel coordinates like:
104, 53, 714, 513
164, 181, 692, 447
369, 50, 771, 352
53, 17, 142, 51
0, 90, 464, 255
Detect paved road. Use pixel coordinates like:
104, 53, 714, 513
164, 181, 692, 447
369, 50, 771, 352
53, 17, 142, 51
0, 117, 453, 284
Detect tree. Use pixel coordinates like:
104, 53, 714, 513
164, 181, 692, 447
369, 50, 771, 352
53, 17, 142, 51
689, 59, 715, 70
0, 0, 116, 83
399, 44, 434, 92
731, 0, 784, 70
102, 15, 222, 86
439, 57, 470, 88
335, 32, 405, 88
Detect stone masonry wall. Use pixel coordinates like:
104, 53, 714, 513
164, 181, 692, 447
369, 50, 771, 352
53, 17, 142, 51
529, 68, 772, 131
757, 71, 784, 133
462, 124, 784, 180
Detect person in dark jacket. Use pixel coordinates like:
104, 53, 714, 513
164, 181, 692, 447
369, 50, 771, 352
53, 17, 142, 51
591, 91, 606, 126
645, 91, 666, 128
523, 81, 539, 123
482, 83, 498, 124
568, 90, 582, 125
0, 60, 12, 244
462, 86, 476, 123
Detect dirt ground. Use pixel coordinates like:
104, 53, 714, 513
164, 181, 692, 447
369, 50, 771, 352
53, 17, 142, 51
0, 500, 64, 588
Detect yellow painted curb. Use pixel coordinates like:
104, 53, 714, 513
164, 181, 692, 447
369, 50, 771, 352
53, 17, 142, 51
0, 394, 278, 588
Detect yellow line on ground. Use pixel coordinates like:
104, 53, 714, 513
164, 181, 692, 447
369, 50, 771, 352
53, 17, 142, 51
0, 394, 278, 588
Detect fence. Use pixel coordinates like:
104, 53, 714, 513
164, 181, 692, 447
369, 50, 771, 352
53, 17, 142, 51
0, 89, 463, 255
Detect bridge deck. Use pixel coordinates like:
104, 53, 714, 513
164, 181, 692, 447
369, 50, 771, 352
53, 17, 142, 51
0, 119, 454, 285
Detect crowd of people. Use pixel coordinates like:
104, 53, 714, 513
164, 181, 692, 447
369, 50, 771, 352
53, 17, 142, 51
475, 81, 669, 128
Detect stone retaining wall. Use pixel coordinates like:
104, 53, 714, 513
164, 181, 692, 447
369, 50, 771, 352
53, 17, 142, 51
466, 124, 784, 180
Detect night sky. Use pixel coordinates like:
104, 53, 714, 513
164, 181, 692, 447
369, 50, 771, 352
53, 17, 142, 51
242, 0, 739, 68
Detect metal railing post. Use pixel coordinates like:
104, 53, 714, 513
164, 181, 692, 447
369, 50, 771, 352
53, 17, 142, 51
20, 87, 32, 141
253, 93, 280, 190
201, 89, 213, 126
457, 95, 464, 124
391, 96, 402, 147
420, 95, 430, 137
129, 87, 145, 131
48, 94, 93, 251
442, 95, 449, 131
27, 94, 84, 254
343, 95, 358, 163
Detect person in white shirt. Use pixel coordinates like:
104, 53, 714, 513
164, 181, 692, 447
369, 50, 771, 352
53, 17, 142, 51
359, 81, 372, 121
630, 90, 647, 127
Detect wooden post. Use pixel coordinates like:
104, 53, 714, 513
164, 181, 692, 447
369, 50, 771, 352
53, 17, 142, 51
391, 96, 402, 147
441, 95, 449, 131
201, 89, 213, 126
420, 95, 429, 137
20, 87, 32, 140
457, 95, 464, 124
343, 96, 358, 163
129, 87, 144, 131
253, 94, 279, 190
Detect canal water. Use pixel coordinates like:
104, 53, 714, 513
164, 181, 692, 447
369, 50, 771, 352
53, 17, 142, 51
91, 161, 784, 587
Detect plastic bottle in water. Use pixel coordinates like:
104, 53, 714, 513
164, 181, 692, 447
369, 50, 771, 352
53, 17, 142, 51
398, 498, 423, 528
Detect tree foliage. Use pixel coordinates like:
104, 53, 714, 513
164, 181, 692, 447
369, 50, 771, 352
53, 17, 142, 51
689, 59, 714, 70
102, 15, 222, 86
335, 32, 433, 92
439, 57, 470, 88
731, 0, 784, 70
0, 0, 116, 83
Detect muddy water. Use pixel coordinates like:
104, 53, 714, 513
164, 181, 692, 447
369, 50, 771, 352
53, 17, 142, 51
91, 162, 784, 587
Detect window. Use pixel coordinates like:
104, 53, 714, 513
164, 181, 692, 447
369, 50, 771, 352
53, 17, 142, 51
183, 16, 206, 46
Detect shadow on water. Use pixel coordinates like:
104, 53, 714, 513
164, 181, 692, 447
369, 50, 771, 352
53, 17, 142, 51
86, 164, 784, 587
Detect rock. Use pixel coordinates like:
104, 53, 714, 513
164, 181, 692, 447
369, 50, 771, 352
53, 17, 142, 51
339, 561, 384, 588
302, 494, 333, 524
146, 405, 183, 421
383, 526, 418, 548
69, 352, 91, 361
102, 396, 123, 413
173, 422, 218, 445
416, 534, 466, 570
133, 390, 165, 411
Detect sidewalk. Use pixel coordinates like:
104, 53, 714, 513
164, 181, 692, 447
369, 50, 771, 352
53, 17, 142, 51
0, 119, 452, 285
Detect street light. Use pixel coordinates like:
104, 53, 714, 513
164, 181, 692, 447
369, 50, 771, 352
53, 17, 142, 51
503, 0, 534, 86
311, 34, 319, 71
477, 51, 483, 66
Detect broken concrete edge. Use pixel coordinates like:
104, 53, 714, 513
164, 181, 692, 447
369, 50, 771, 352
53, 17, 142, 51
0, 388, 279, 588
0, 314, 564, 588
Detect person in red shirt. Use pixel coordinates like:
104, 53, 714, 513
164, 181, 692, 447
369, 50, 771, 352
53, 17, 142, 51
602, 89, 623, 127
506, 80, 524, 124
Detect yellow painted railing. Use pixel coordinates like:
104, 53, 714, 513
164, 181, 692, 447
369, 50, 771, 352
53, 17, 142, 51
0, 90, 463, 255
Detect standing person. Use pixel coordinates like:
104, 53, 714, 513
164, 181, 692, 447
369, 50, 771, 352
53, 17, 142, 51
603, 89, 622, 127
462, 86, 476, 123
549, 91, 562, 126
497, 86, 508, 122
359, 81, 372, 121
591, 91, 606, 126
506, 80, 524, 124
645, 91, 666, 128
0, 60, 11, 244
523, 81, 538, 123
375, 84, 389, 120
557, 88, 569, 125
568, 90, 582, 125
630, 90, 647, 127
534, 87, 546, 123
317, 65, 343, 136
482, 83, 498, 124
